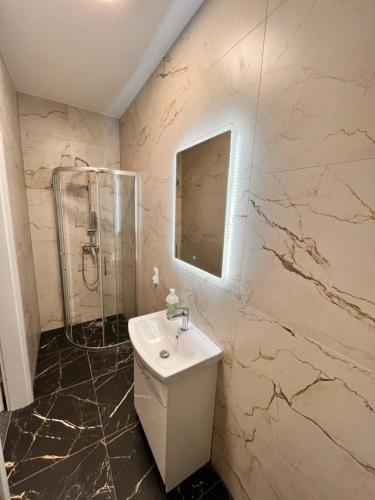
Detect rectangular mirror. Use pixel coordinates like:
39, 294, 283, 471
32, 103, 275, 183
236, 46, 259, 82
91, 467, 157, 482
174, 130, 232, 277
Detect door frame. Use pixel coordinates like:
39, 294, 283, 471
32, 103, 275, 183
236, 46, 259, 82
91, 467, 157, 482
0, 445, 10, 499
0, 132, 33, 410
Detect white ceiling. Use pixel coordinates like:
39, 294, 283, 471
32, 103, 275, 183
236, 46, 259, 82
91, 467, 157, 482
0, 0, 203, 117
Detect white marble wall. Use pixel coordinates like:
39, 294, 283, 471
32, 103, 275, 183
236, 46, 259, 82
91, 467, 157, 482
0, 53, 40, 376
119, 0, 375, 498
18, 93, 120, 331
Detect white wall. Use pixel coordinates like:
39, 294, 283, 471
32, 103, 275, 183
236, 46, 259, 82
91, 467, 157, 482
0, 135, 33, 410
0, 51, 40, 379
0, 446, 10, 500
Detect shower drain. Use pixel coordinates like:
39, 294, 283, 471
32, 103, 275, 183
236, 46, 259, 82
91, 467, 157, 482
159, 350, 170, 359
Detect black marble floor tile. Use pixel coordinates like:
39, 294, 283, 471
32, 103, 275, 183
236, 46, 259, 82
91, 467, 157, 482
94, 364, 137, 437
72, 319, 106, 349
72, 314, 130, 348
200, 481, 232, 499
106, 421, 227, 500
168, 464, 224, 500
4, 380, 102, 485
6, 324, 231, 500
10, 441, 116, 499
88, 341, 133, 378
104, 316, 130, 345
38, 326, 71, 355
106, 421, 167, 500
0, 410, 10, 446
34, 347, 91, 398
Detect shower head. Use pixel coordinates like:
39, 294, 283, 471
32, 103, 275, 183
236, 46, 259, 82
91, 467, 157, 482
74, 157, 90, 168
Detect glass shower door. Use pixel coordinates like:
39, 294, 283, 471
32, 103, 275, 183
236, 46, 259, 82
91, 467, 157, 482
98, 172, 118, 345
55, 169, 102, 345
53, 166, 136, 349
98, 172, 136, 345
118, 175, 136, 323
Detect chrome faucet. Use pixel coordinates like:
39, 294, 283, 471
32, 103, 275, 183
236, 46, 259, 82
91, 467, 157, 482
167, 306, 189, 331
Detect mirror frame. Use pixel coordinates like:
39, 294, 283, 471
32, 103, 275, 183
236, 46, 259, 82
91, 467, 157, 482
172, 124, 237, 280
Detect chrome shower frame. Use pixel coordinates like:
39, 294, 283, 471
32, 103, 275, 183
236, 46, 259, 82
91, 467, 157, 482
52, 165, 137, 351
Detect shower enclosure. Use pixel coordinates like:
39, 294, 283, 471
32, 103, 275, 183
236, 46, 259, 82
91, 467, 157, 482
53, 166, 136, 349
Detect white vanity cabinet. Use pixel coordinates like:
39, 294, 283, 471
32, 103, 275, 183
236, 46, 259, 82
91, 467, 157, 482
134, 354, 219, 492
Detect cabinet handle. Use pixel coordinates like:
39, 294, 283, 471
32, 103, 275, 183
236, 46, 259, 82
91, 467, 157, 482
135, 356, 167, 408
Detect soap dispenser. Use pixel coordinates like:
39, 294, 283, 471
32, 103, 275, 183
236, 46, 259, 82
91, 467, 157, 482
166, 288, 179, 316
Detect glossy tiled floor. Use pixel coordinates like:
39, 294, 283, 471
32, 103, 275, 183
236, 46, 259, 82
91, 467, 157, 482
70, 314, 130, 348
2, 327, 231, 499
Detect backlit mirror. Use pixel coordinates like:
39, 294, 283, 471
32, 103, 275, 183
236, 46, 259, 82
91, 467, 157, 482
174, 130, 232, 277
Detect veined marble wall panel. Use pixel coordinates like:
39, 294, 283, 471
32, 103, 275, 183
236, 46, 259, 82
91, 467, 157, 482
0, 52, 40, 376
241, 160, 375, 371
253, 0, 375, 174
18, 93, 120, 331
120, 0, 375, 498
223, 304, 375, 500
120, 0, 267, 492
121, 0, 267, 298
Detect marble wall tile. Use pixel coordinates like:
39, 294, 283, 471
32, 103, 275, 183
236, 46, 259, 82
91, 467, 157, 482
223, 304, 375, 500
222, 428, 319, 500
18, 93, 121, 332
0, 53, 40, 376
241, 159, 375, 371
68, 106, 119, 148
176, 271, 238, 360
120, 3, 268, 493
253, 0, 375, 174
23, 133, 71, 190
119, 0, 375, 498
121, 8, 267, 301
18, 93, 70, 140
150, 0, 268, 101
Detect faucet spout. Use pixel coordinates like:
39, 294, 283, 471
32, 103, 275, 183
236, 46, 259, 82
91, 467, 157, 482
167, 306, 189, 331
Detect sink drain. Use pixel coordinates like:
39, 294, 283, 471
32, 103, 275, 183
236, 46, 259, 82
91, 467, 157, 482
159, 350, 170, 359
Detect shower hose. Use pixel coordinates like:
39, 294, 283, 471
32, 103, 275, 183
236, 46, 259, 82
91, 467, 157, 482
82, 248, 99, 291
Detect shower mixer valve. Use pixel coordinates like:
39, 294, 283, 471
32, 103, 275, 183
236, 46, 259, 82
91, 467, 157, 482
83, 244, 99, 256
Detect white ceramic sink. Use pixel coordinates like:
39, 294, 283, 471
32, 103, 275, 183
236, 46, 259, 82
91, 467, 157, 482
128, 310, 222, 383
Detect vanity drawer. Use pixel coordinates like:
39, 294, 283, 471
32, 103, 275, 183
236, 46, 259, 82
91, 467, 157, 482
134, 355, 168, 479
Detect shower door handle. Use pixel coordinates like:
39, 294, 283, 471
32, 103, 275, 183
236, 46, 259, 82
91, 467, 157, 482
104, 256, 107, 276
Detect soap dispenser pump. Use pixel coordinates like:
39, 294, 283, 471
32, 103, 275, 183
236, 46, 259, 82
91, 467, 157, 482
166, 288, 179, 316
